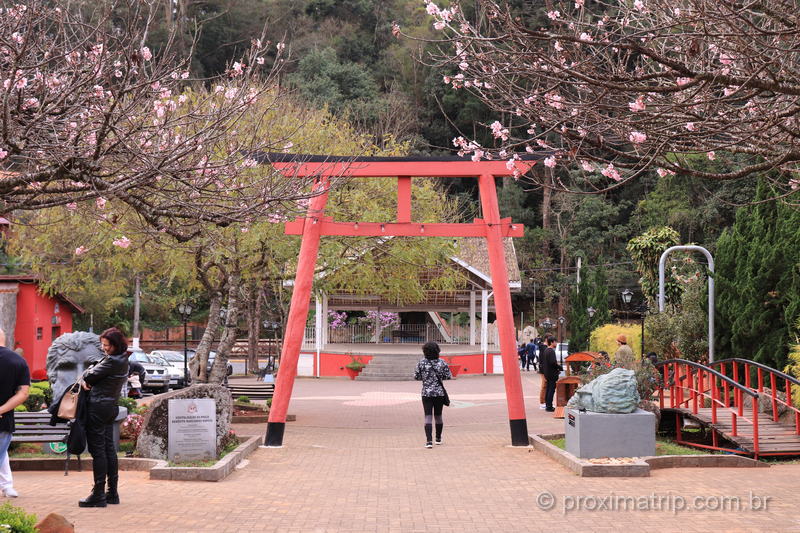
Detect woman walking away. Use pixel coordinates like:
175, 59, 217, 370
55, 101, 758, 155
79, 327, 130, 507
414, 342, 452, 448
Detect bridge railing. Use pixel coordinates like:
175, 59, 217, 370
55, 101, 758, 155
710, 358, 800, 436
655, 359, 760, 456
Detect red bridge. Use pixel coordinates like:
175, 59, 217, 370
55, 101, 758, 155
654, 358, 800, 459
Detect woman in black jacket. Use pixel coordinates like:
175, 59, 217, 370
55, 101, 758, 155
413, 342, 452, 448
79, 327, 130, 508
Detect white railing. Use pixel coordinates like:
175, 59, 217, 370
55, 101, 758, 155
302, 324, 498, 348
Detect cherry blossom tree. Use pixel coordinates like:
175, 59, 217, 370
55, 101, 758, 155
0, 0, 322, 239
413, 0, 800, 195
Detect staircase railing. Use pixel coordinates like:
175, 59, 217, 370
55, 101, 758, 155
710, 358, 800, 437
655, 359, 760, 456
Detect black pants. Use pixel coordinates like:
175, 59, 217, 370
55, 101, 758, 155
544, 379, 557, 410
85, 400, 119, 489
422, 396, 446, 442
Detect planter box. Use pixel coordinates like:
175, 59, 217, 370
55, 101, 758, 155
345, 367, 363, 380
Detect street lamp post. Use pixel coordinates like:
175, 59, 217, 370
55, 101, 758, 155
177, 302, 193, 387
638, 302, 648, 357
557, 315, 566, 366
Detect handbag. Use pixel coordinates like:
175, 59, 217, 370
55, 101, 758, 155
57, 380, 82, 420
66, 419, 86, 455
432, 362, 451, 407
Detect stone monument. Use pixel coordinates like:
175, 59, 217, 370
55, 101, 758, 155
564, 368, 655, 458
136, 384, 233, 460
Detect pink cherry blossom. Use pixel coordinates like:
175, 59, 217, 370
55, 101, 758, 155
656, 168, 676, 178
575, 0, 584, 7
141, 47, 152, 61
11, 32, 23, 45
112, 236, 131, 248
14, 77, 27, 89
634, 0, 645, 11
545, 92, 564, 109
676, 77, 693, 86
580, 160, 594, 172
601, 163, 622, 181
426, 2, 440, 16
95, 197, 107, 209
459, 61, 469, 70
707, 151, 716, 160
471, 149, 485, 162
434, 21, 446, 30
629, 131, 647, 144
92, 85, 105, 97
547, 10, 560, 20
0, 149, 7, 160
685, 122, 697, 131
544, 156, 557, 168
554, 41, 563, 52
579, 32, 593, 42
490, 121, 509, 140
66, 202, 78, 210
75, 246, 87, 255
790, 178, 800, 190
628, 96, 646, 112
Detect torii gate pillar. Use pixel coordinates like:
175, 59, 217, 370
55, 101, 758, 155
264, 157, 534, 447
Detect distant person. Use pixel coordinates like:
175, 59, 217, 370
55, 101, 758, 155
537, 336, 548, 408
646, 352, 658, 366
413, 342, 452, 448
518, 343, 527, 370
525, 339, 538, 372
541, 336, 560, 412
127, 360, 145, 399
614, 335, 635, 366
0, 328, 31, 498
79, 328, 130, 507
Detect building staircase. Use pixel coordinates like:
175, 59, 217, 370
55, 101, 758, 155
355, 353, 421, 381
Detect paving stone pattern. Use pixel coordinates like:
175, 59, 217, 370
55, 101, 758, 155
9, 374, 800, 532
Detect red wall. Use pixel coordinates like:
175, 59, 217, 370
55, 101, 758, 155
312, 351, 497, 377
14, 284, 74, 377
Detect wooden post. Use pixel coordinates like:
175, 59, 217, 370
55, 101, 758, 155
478, 173, 528, 445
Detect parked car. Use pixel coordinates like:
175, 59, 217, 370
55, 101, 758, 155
149, 350, 191, 388
128, 349, 170, 393
183, 349, 233, 382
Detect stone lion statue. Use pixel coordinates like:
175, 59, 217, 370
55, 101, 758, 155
566, 367, 640, 413
46, 331, 104, 404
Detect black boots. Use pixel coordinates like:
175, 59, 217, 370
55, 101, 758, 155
78, 483, 107, 508
105, 476, 120, 505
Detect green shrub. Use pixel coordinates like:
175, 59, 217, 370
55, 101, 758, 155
589, 323, 643, 359
30, 381, 53, 407
266, 398, 272, 408
0, 502, 38, 533
13, 405, 27, 412
22, 390, 45, 412
118, 396, 139, 414
236, 396, 251, 404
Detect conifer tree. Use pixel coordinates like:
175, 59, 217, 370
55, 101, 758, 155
567, 267, 591, 353
716, 183, 800, 369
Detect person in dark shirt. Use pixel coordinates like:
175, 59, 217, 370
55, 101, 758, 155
0, 329, 31, 498
537, 336, 548, 408
541, 335, 560, 412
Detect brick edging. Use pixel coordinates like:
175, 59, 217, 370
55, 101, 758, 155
149, 434, 262, 481
531, 433, 769, 477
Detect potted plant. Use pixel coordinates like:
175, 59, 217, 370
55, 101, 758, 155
444, 356, 461, 378
345, 355, 366, 380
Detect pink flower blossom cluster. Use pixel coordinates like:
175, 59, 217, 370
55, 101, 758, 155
328, 310, 348, 330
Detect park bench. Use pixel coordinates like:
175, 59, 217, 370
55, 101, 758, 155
11, 411, 81, 475
226, 382, 275, 401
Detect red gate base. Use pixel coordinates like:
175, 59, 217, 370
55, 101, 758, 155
265, 422, 285, 447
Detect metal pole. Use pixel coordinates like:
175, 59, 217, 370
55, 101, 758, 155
183, 318, 188, 388
658, 245, 715, 362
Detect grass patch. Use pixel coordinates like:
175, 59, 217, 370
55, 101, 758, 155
544, 436, 712, 456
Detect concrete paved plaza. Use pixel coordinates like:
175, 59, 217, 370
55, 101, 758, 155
8, 373, 800, 532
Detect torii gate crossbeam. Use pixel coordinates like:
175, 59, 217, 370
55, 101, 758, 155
263, 156, 537, 447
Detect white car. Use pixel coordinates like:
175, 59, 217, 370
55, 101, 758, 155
149, 350, 191, 388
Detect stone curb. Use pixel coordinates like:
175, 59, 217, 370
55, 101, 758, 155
531, 433, 769, 477
149, 434, 262, 481
530, 433, 650, 477
10, 456, 166, 472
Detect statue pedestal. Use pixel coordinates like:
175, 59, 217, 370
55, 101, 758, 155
565, 409, 655, 459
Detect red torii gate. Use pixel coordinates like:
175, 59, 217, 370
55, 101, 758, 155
264, 155, 537, 447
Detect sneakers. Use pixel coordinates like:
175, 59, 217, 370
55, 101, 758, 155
539, 404, 547, 410
3, 487, 18, 498
425, 442, 433, 449
545, 407, 556, 412
435, 438, 442, 445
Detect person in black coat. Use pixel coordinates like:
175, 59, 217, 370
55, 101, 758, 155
79, 328, 130, 508
540, 335, 560, 412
